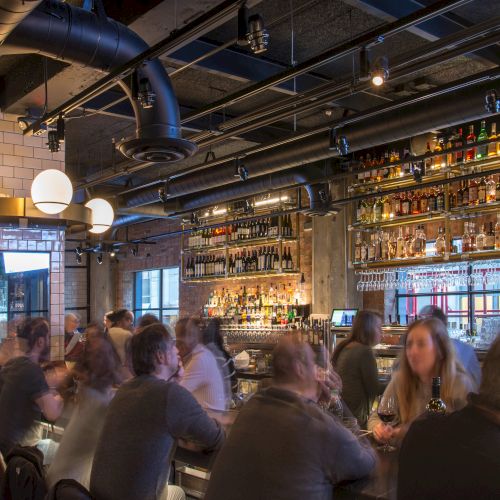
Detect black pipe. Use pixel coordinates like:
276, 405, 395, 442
0, 0, 42, 44
121, 75, 500, 208
4, 0, 196, 162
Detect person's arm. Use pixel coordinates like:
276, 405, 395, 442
166, 383, 224, 451
359, 347, 381, 399
35, 393, 63, 421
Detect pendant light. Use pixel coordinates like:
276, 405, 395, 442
85, 198, 114, 234
31, 169, 73, 214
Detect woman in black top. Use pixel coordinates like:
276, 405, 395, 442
332, 310, 382, 428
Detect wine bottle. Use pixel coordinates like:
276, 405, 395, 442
426, 377, 447, 415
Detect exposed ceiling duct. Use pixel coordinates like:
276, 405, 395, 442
2, 0, 196, 163
0, 0, 42, 44
119, 75, 500, 210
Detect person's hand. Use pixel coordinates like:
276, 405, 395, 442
373, 422, 397, 443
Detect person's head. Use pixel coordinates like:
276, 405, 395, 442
136, 313, 160, 332
74, 336, 121, 391
478, 335, 500, 412
103, 311, 113, 330
272, 335, 317, 396
419, 305, 447, 326
131, 323, 179, 380
85, 322, 106, 342
397, 318, 460, 423
203, 318, 224, 351
108, 309, 134, 331
17, 317, 50, 362
65, 313, 80, 334
175, 317, 202, 358
332, 310, 382, 365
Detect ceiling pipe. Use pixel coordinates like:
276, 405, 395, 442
3, 0, 196, 162
119, 74, 500, 209
0, 0, 42, 44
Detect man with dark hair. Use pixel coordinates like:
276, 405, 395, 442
204, 336, 376, 500
398, 334, 500, 500
0, 318, 63, 456
419, 305, 481, 387
136, 313, 160, 332
90, 323, 224, 500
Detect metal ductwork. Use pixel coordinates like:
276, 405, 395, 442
3, 0, 196, 162
120, 76, 499, 209
0, 0, 42, 44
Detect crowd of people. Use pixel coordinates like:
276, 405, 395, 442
0, 304, 498, 499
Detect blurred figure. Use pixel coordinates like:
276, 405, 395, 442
0, 318, 63, 456
103, 311, 113, 331
398, 335, 500, 499
90, 323, 223, 500
369, 318, 474, 444
176, 318, 227, 411
332, 311, 382, 428
46, 333, 122, 489
136, 313, 160, 332
204, 336, 376, 500
0, 319, 23, 368
64, 313, 83, 363
203, 318, 237, 395
419, 305, 481, 387
107, 309, 134, 368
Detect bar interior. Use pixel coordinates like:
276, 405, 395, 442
0, 0, 499, 499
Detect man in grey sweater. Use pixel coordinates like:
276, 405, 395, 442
90, 323, 224, 500
205, 336, 376, 500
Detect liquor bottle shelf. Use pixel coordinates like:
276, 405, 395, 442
352, 249, 500, 269
182, 270, 301, 283
448, 200, 500, 219
349, 211, 445, 230
183, 236, 298, 253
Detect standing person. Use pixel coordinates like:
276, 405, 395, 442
64, 313, 83, 363
398, 335, 500, 500
203, 318, 237, 396
0, 318, 63, 456
368, 318, 474, 445
419, 305, 481, 387
176, 318, 227, 411
46, 331, 122, 489
90, 323, 224, 500
204, 336, 376, 500
331, 310, 382, 428
107, 309, 134, 368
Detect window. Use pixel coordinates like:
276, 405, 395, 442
396, 260, 500, 345
134, 268, 179, 326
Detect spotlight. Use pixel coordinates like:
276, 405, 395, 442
412, 162, 423, 182
234, 158, 249, 181
75, 246, 83, 257
110, 251, 116, 258
76, 254, 82, 264
47, 130, 60, 153
17, 116, 33, 131
190, 212, 200, 225
328, 128, 349, 156
137, 77, 156, 109
97, 254, 103, 265
371, 56, 389, 87
246, 14, 269, 54
243, 199, 254, 215
56, 114, 65, 142
485, 90, 499, 113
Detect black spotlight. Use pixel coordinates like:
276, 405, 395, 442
190, 212, 199, 225
234, 158, 249, 181
47, 130, 60, 153
75, 246, 83, 257
76, 254, 82, 264
246, 14, 269, 54
371, 56, 389, 87
56, 114, 65, 142
328, 128, 349, 156
485, 90, 499, 113
97, 254, 103, 265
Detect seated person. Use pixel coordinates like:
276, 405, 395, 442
368, 318, 474, 445
90, 323, 224, 500
176, 318, 227, 411
204, 336, 376, 500
398, 334, 500, 500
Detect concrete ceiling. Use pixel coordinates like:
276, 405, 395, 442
0, 0, 499, 195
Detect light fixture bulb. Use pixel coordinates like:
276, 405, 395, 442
85, 198, 114, 234
31, 169, 73, 214
370, 56, 389, 87
371, 73, 385, 86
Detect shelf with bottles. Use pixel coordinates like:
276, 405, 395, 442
349, 120, 500, 192
183, 269, 301, 283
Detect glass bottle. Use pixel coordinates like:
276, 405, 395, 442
448, 188, 457, 210
486, 176, 496, 203
466, 124, 476, 161
485, 222, 495, 251
435, 227, 446, 256
374, 197, 383, 222
354, 233, 362, 262
381, 231, 390, 261
396, 227, 406, 259
401, 192, 410, 216
476, 120, 488, 159
412, 225, 426, 258
457, 182, 463, 207
368, 234, 376, 262
405, 227, 415, 258
496, 177, 500, 203
495, 214, 500, 250
420, 189, 429, 213
478, 177, 487, 205
488, 122, 497, 157
426, 377, 447, 415
428, 188, 437, 212
462, 222, 471, 253
436, 186, 445, 212
411, 191, 420, 215
476, 224, 486, 251
360, 237, 369, 262
382, 195, 391, 220
391, 193, 401, 218
424, 141, 433, 171
455, 128, 464, 164
469, 223, 477, 252
469, 178, 478, 206
462, 180, 469, 207
445, 134, 454, 166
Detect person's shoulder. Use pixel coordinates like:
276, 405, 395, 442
452, 338, 475, 356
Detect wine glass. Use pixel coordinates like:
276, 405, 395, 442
376, 394, 398, 452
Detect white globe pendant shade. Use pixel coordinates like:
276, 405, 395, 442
85, 198, 114, 234
31, 169, 73, 214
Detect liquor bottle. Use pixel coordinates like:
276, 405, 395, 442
401, 192, 410, 216
476, 224, 486, 251
426, 377, 447, 415
388, 231, 397, 260
448, 188, 457, 210
436, 187, 445, 211
433, 138, 444, 170
462, 222, 471, 253
273, 247, 280, 270
468, 178, 478, 206
485, 222, 495, 251
445, 134, 454, 165
368, 234, 376, 262
382, 195, 391, 220
412, 225, 426, 258
456, 182, 463, 207
462, 181, 469, 207
470, 223, 477, 252
420, 190, 429, 213
405, 227, 415, 258
374, 231, 382, 261
374, 197, 383, 222
435, 227, 446, 256
381, 231, 390, 261
495, 214, 500, 250
454, 128, 464, 164
391, 193, 401, 217
496, 177, 500, 203
411, 191, 420, 215
354, 233, 362, 262
428, 189, 437, 212
424, 141, 433, 171
466, 124, 476, 161
478, 177, 487, 205
488, 122, 498, 157
476, 120, 488, 159
486, 176, 496, 203
287, 247, 294, 270
360, 237, 369, 262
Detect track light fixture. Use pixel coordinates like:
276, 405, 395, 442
234, 157, 249, 181
190, 212, 200, 225
485, 90, 499, 113
371, 56, 389, 87
246, 14, 269, 54
75, 246, 83, 257
97, 254, 103, 265
328, 128, 349, 156
47, 130, 60, 152
56, 114, 65, 142
76, 254, 82, 264
243, 199, 254, 215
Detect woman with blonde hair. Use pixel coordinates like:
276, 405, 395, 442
368, 318, 474, 444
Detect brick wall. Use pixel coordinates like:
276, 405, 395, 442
115, 214, 313, 318
0, 113, 66, 359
